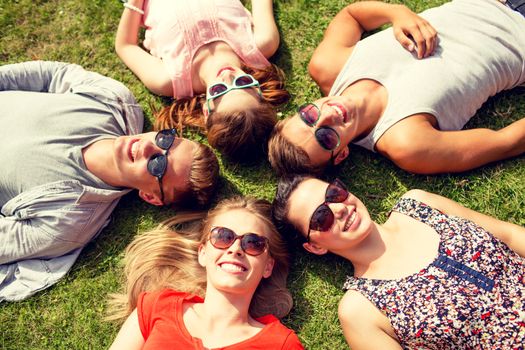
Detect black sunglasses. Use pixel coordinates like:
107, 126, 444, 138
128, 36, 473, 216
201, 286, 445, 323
307, 178, 349, 242
209, 226, 269, 256
146, 128, 177, 204
298, 103, 341, 152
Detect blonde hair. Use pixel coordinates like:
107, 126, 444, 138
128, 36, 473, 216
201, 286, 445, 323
108, 197, 292, 321
154, 64, 290, 161
268, 118, 324, 176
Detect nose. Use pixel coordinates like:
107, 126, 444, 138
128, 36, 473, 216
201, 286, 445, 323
142, 139, 162, 159
221, 70, 236, 83
327, 202, 348, 220
226, 238, 244, 256
316, 105, 339, 127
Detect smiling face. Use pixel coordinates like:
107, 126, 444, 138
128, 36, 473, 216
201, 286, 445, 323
281, 95, 361, 168
204, 67, 262, 119
286, 178, 374, 255
197, 209, 275, 296
112, 131, 196, 205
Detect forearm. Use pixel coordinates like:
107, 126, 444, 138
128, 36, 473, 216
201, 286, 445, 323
345, 1, 408, 32
0, 61, 69, 92
251, 0, 280, 57
115, 0, 144, 54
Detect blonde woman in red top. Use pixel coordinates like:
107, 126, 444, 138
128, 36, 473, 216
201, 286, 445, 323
109, 197, 303, 349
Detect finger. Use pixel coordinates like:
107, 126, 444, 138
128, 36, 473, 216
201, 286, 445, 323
408, 28, 426, 59
419, 26, 434, 57
394, 29, 415, 53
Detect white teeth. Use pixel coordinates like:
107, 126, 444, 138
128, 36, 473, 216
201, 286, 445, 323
344, 211, 357, 231
332, 105, 344, 118
131, 141, 138, 162
219, 263, 246, 273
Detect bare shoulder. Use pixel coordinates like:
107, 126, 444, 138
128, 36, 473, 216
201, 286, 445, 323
401, 189, 453, 213
338, 290, 384, 327
401, 189, 433, 203
338, 290, 400, 348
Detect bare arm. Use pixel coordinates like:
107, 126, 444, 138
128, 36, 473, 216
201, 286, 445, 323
109, 309, 145, 350
250, 0, 280, 58
115, 0, 173, 96
377, 115, 525, 174
403, 190, 525, 258
338, 291, 402, 350
309, 1, 436, 94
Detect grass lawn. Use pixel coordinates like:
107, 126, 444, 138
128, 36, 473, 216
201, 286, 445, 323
1, 0, 524, 349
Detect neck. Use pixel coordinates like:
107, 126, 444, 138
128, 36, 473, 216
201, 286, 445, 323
332, 222, 391, 277
197, 286, 255, 329
342, 80, 387, 140
82, 139, 126, 188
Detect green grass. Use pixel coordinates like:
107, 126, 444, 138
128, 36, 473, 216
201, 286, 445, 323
1, 0, 524, 349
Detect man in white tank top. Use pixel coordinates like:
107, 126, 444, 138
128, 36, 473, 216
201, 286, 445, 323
269, 0, 525, 175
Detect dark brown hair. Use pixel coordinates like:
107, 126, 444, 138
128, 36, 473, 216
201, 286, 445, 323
155, 64, 290, 161
268, 118, 324, 176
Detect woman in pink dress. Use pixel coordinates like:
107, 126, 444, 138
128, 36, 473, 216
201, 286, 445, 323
116, 0, 289, 161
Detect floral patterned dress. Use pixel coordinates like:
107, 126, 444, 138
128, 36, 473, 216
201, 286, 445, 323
343, 198, 525, 349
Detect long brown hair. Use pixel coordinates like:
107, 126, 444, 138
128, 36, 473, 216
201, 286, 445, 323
108, 197, 293, 321
155, 64, 290, 161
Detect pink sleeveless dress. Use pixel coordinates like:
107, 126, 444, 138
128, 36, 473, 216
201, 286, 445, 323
142, 0, 270, 98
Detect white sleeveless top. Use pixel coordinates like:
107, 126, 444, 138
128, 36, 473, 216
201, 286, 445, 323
329, 0, 525, 151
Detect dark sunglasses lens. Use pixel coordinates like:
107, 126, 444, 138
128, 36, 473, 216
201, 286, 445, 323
241, 233, 267, 256
315, 127, 339, 150
209, 83, 228, 96
156, 129, 176, 149
210, 227, 236, 249
310, 204, 334, 232
235, 75, 255, 87
326, 180, 349, 203
299, 104, 319, 126
147, 154, 167, 177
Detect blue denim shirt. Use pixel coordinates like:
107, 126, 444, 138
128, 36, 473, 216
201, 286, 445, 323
0, 61, 144, 301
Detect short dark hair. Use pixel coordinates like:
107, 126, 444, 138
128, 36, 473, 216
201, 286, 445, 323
272, 174, 313, 245
268, 119, 325, 176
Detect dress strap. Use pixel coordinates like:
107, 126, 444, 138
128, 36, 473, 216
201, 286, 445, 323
390, 197, 449, 233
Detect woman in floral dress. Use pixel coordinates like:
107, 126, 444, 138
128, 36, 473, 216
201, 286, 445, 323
273, 175, 525, 349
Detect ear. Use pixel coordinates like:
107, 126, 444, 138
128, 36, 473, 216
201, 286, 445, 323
138, 190, 163, 206
197, 244, 206, 267
262, 257, 275, 279
333, 145, 350, 165
302, 242, 328, 256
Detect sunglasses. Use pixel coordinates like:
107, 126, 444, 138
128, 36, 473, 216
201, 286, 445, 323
206, 74, 262, 113
146, 128, 177, 204
298, 103, 341, 152
209, 226, 269, 256
307, 178, 349, 242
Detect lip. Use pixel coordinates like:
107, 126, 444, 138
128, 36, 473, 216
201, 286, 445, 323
217, 260, 248, 274
343, 207, 360, 232
216, 66, 235, 77
128, 139, 140, 162
327, 102, 348, 123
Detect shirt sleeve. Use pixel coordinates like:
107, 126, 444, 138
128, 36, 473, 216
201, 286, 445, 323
0, 60, 143, 135
0, 61, 114, 93
281, 331, 304, 350
137, 291, 155, 340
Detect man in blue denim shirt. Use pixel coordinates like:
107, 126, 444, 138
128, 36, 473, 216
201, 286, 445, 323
0, 61, 219, 301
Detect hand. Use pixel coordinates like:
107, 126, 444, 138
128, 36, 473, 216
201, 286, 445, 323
390, 6, 437, 59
